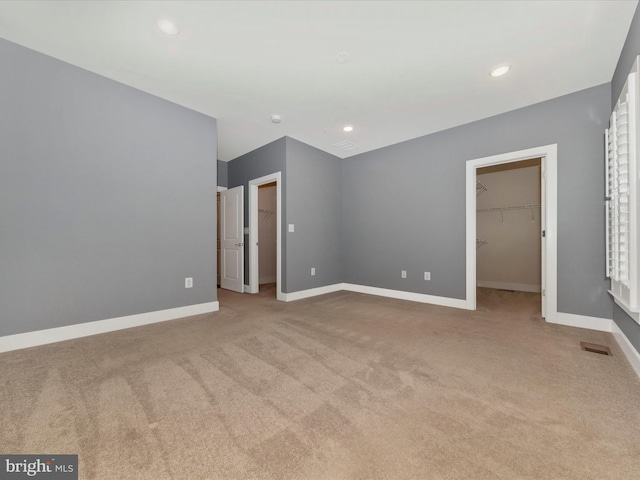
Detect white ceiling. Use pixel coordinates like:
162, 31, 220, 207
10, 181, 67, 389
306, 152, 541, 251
0, 1, 637, 161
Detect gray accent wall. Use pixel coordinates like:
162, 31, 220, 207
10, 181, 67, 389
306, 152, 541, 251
614, 304, 640, 350
342, 84, 612, 319
285, 137, 343, 291
0, 38, 218, 337
611, 2, 640, 351
217, 160, 229, 188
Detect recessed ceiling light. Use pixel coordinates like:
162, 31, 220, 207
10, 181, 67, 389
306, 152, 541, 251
490, 64, 511, 77
342, 125, 354, 132
156, 18, 179, 36
336, 51, 351, 64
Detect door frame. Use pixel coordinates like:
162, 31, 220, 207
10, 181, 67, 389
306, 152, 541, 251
248, 172, 283, 300
465, 144, 557, 323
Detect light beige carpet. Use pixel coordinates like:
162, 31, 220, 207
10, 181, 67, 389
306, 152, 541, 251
1, 286, 639, 479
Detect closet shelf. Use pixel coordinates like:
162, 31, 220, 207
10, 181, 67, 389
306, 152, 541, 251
258, 208, 274, 225
476, 181, 488, 197
476, 204, 541, 213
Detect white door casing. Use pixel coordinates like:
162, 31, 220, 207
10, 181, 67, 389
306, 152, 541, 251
466, 144, 557, 323
248, 172, 284, 301
220, 186, 244, 293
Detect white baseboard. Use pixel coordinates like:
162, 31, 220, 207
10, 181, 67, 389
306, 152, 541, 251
280, 282, 468, 310
0, 301, 219, 354
477, 280, 541, 293
343, 283, 469, 309
550, 312, 613, 332
548, 312, 640, 379
611, 321, 640, 378
281, 284, 345, 302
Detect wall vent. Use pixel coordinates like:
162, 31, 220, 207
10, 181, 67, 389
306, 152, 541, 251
334, 140, 359, 152
580, 342, 612, 356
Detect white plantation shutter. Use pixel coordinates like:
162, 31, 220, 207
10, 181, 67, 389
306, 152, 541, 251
606, 56, 640, 323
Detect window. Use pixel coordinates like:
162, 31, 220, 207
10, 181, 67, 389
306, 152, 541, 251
606, 56, 640, 323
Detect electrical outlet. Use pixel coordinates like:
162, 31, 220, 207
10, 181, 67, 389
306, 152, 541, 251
401, 270, 407, 279
424, 272, 431, 281
185, 277, 193, 288
311, 267, 316, 276
288, 224, 295, 232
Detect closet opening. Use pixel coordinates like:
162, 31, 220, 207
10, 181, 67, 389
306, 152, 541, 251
248, 172, 284, 300
465, 144, 558, 323
476, 158, 543, 315
256, 182, 277, 296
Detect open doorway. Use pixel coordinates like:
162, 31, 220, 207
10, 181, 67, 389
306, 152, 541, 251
475, 158, 542, 314
465, 144, 557, 323
248, 172, 284, 300
257, 182, 277, 292
216, 186, 227, 288
476, 159, 542, 292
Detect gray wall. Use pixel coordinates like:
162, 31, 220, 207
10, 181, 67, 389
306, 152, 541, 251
614, 304, 640, 350
226, 136, 343, 294
611, 2, 640, 351
286, 137, 343, 291
0, 38, 218, 337
342, 84, 612, 319
612, 3, 640, 109
217, 160, 228, 188
227, 138, 287, 290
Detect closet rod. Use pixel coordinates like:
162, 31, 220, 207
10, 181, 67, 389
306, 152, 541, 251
476, 204, 541, 213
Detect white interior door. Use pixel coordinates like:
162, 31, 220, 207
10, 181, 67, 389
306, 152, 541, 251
216, 193, 221, 286
220, 186, 244, 293
541, 158, 547, 318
